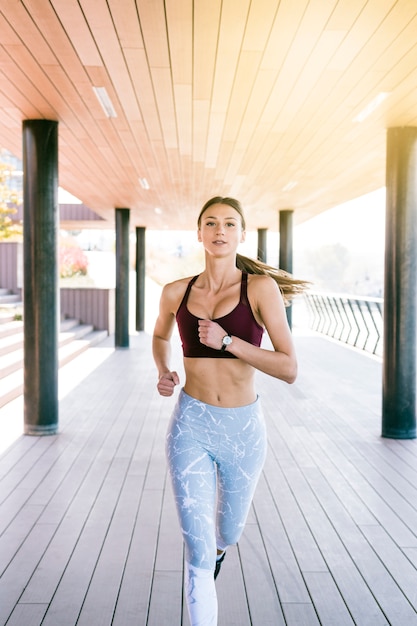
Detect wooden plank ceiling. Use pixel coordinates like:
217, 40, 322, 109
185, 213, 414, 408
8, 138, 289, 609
0, 0, 416, 231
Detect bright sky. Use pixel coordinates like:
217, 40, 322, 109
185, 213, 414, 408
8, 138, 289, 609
294, 187, 386, 253
58, 187, 82, 203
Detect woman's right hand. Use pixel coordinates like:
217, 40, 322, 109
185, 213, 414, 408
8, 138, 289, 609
157, 371, 180, 397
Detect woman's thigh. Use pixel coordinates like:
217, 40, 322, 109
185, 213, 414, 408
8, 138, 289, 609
166, 390, 267, 562
166, 394, 218, 569
215, 402, 267, 547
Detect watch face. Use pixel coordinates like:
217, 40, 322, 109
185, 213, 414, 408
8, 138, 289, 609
223, 335, 232, 345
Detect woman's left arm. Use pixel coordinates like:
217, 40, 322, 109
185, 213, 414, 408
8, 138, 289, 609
198, 275, 297, 383
232, 275, 297, 382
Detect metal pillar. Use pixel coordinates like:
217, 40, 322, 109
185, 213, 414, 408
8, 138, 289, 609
23, 120, 59, 435
279, 209, 294, 329
382, 127, 417, 439
257, 228, 267, 262
115, 208, 130, 348
136, 226, 145, 331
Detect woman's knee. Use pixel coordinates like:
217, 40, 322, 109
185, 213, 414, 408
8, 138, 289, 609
215, 467, 264, 547
216, 522, 244, 549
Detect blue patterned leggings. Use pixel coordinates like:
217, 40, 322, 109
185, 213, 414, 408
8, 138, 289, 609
166, 389, 267, 625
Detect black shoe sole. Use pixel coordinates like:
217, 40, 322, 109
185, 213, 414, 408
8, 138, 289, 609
214, 552, 226, 579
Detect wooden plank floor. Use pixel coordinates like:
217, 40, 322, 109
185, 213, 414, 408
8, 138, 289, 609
1, 329, 417, 625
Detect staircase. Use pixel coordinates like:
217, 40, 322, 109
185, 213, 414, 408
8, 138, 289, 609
0, 288, 21, 307
0, 310, 108, 409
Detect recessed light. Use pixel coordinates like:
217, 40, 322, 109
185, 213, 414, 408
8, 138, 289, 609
139, 177, 150, 190
353, 92, 390, 123
282, 181, 297, 191
93, 87, 117, 118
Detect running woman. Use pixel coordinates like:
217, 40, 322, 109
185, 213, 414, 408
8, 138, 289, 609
152, 196, 306, 626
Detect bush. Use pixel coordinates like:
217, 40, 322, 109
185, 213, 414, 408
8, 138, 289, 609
59, 240, 88, 278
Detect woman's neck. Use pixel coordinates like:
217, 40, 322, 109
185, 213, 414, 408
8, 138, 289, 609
199, 257, 241, 292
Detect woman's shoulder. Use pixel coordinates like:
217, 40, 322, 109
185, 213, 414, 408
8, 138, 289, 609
161, 275, 197, 308
247, 273, 282, 305
163, 275, 196, 292
247, 273, 277, 290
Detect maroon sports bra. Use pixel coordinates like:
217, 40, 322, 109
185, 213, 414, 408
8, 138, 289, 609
176, 272, 264, 358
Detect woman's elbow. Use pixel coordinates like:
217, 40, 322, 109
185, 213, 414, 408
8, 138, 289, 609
282, 358, 297, 384
285, 369, 297, 384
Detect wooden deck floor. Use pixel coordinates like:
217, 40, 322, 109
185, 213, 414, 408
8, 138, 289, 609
0, 329, 417, 626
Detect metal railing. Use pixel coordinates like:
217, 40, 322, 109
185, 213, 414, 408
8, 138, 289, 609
303, 292, 383, 357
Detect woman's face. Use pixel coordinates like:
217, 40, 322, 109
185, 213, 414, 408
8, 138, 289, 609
197, 203, 246, 254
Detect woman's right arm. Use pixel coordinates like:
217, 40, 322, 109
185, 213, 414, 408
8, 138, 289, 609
152, 282, 181, 396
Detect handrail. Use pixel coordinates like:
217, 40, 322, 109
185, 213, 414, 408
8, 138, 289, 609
303, 291, 383, 357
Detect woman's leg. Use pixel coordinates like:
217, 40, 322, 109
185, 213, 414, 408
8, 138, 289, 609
215, 400, 267, 551
166, 391, 219, 625
165, 392, 267, 625
184, 561, 218, 626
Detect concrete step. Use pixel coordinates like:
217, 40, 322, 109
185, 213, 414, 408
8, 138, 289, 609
0, 320, 24, 340
0, 295, 23, 324
0, 347, 24, 379
59, 321, 97, 347
0, 328, 23, 356
0, 320, 108, 408
0, 314, 16, 324
0, 294, 21, 304
0, 323, 103, 379
0, 318, 95, 358
58, 329, 108, 367
0, 369, 22, 408
0, 289, 21, 306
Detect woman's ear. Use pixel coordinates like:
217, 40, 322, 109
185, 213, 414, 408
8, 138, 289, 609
241, 230, 246, 243
197, 228, 202, 242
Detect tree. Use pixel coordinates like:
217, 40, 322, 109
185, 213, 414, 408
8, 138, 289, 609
0, 156, 21, 241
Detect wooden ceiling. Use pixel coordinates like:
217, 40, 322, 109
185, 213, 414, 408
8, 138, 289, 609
1, 0, 416, 231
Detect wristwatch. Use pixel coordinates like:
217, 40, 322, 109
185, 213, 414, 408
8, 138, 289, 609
221, 334, 233, 351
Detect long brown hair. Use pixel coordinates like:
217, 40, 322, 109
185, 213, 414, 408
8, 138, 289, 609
198, 196, 309, 303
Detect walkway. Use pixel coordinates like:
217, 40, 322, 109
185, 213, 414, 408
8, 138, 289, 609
0, 329, 416, 625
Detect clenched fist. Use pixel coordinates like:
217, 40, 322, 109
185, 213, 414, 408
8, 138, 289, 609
157, 371, 180, 396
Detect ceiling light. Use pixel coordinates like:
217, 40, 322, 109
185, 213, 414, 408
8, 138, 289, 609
282, 181, 298, 191
154, 207, 162, 215
353, 92, 390, 123
93, 86, 117, 118
139, 177, 150, 190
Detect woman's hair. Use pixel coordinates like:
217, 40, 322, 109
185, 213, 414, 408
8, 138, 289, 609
198, 196, 248, 230
198, 196, 309, 303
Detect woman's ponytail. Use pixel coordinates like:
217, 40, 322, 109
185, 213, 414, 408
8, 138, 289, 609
236, 253, 309, 305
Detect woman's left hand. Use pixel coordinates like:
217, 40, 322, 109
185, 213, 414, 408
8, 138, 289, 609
198, 319, 226, 351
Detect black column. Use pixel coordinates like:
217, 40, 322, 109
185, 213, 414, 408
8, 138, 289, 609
279, 209, 294, 329
382, 127, 417, 439
115, 208, 130, 347
23, 120, 59, 435
135, 227, 146, 332
257, 228, 267, 262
